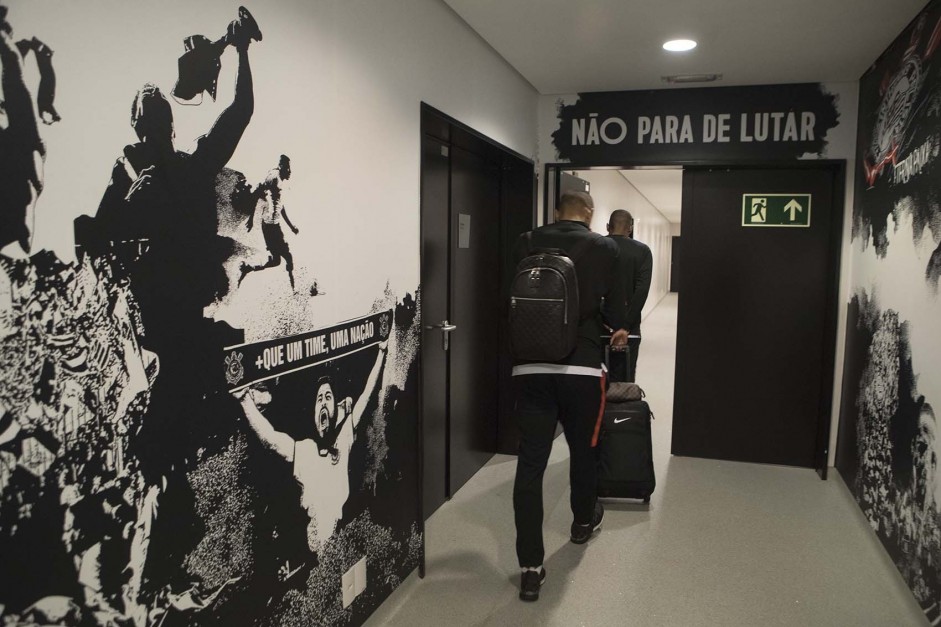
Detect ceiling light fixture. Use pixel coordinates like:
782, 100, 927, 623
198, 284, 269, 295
663, 39, 697, 52
661, 73, 722, 84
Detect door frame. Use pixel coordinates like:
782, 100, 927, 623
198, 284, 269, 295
543, 159, 846, 479
418, 104, 536, 575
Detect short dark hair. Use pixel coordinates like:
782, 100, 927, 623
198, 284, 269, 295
557, 191, 594, 215
608, 209, 634, 230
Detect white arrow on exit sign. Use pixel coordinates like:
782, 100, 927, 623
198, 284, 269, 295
784, 200, 804, 222
784, 199, 803, 221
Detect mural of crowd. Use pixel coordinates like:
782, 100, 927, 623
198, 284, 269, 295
840, 2, 941, 622
0, 5, 420, 626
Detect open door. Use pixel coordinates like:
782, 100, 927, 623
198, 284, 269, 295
672, 165, 843, 474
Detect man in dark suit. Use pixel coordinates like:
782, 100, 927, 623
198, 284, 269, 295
606, 209, 653, 382
510, 191, 628, 602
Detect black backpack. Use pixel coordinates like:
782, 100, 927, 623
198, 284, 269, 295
509, 231, 601, 361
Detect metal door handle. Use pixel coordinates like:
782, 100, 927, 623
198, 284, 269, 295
425, 321, 457, 331
425, 319, 457, 350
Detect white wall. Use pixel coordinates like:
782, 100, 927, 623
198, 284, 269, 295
2, 1, 538, 623
12, 0, 538, 329
540, 82, 859, 466
574, 170, 673, 320
815, 83, 860, 468
835, 2, 941, 611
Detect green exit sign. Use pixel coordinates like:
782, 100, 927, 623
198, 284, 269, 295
742, 194, 812, 227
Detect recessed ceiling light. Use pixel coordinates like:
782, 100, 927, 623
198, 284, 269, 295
663, 39, 697, 52
662, 73, 721, 84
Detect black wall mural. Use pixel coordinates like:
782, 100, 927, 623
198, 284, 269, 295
0, 5, 420, 626
838, 1, 941, 622
838, 293, 939, 617
854, 2, 941, 287
550, 83, 840, 165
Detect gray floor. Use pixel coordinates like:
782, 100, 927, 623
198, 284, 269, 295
367, 294, 927, 626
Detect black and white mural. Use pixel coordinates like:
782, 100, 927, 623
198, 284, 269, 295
0, 4, 420, 626
838, 0, 941, 621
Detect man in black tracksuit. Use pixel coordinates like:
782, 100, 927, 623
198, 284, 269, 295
605, 209, 653, 382
511, 191, 628, 601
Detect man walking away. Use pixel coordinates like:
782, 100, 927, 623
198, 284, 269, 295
511, 191, 628, 602
605, 209, 652, 382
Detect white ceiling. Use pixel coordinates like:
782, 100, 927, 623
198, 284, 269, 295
446, 1, 928, 224
619, 169, 683, 224
443, 0, 927, 94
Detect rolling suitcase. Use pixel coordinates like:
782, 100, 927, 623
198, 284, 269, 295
596, 398, 655, 502
597, 336, 655, 502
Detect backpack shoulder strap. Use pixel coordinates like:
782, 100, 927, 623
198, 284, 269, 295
524, 231, 534, 255
567, 232, 603, 263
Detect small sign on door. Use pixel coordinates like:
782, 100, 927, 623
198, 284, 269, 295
458, 213, 471, 248
742, 194, 812, 227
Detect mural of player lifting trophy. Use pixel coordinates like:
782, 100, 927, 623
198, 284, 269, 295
173, 6, 262, 105
1, 3, 421, 626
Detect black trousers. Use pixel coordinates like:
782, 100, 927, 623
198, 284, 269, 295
513, 373, 604, 567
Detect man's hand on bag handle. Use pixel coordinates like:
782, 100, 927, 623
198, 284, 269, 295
610, 328, 629, 351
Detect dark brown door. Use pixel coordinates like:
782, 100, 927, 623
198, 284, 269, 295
448, 145, 501, 495
420, 135, 450, 518
420, 106, 535, 518
497, 158, 537, 455
672, 165, 841, 469
670, 236, 680, 293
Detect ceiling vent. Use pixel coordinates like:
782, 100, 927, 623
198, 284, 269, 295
661, 73, 722, 84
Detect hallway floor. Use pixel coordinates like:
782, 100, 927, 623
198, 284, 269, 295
366, 294, 927, 626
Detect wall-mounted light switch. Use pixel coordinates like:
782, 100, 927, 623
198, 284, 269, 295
353, 556, 367, 596
341, 565, 356, 608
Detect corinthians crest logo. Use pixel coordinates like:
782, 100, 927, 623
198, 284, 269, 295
865, 13, 941, 186
224, 351, 245, 385
866, 56, 923, 186
379, 313, 391, 340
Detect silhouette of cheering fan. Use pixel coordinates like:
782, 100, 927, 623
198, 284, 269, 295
172, 5, 262, 105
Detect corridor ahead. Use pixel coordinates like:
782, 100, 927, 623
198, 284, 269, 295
368, 295, 926, 626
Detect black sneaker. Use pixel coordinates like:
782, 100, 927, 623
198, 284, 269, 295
519, 567, 546, 602
570, 501, 604, 544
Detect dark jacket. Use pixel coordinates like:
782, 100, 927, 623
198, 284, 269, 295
512, 220, 627, 368
605, 235, 653, 334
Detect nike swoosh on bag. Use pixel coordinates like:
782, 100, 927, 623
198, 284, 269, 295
613, 417, 633, 424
